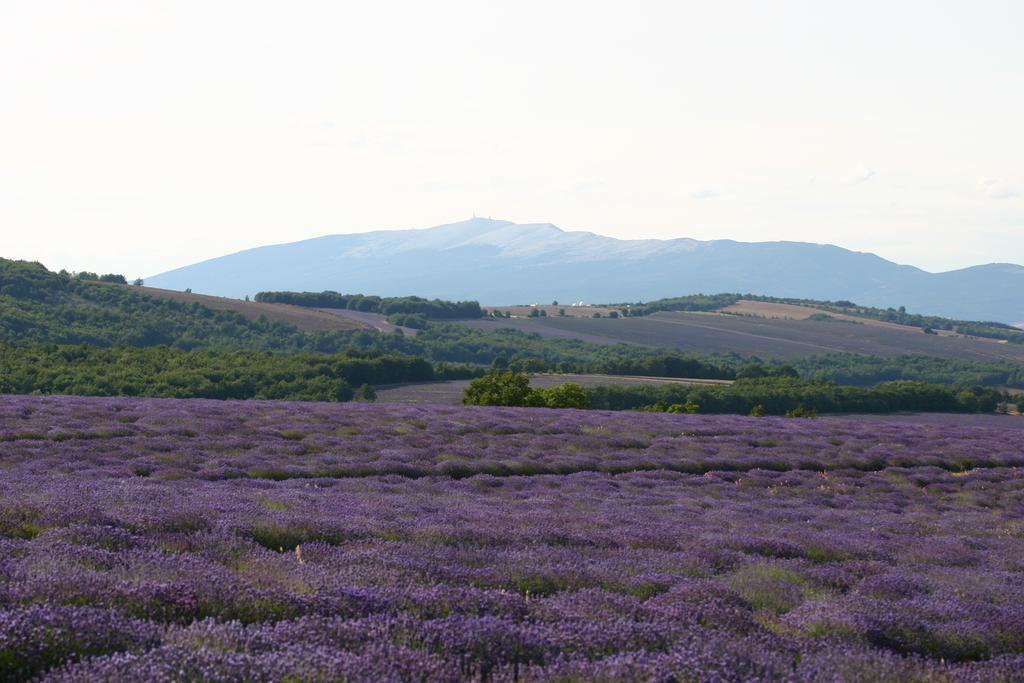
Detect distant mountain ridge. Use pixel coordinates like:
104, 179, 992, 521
147, 218, 1024, 323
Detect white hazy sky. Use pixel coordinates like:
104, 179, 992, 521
2, 1, 1022, 279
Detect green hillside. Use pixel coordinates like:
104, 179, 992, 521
2, 258, 1022, 398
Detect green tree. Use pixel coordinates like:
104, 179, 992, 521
355, 383, 377, 402
462, 372, 544, 407
537, 382, 590, 409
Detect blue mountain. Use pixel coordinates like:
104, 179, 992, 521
148, 218, 1024, 323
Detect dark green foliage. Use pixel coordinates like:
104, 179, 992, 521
535, 382, 590, 409
0, 259, 338, 350
785, 405, 818, 418
462, 372, 545, 407
386, 313, 429, 329
355, 384, 378, 402
70, 271, 127, 284
0, 343, 459, 402
791, 354, 1024, 388
736, 364, 799, 380
254, 290, 483, 319
588, 378, 1006, 415
612, 293, 741, 316
462, 372, 589, 409
641, 400, 700, 414
401, 324, 737, 380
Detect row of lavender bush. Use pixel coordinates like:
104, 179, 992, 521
0, 396, 1022, 680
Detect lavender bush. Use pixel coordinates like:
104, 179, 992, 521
1, 395, 1022, 681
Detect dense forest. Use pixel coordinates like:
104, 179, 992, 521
788, 354, 1024, 387
0, 343, 477, 402
458, 372, 1007, 415
585, 377, 1007, 415
254, 290, 483, 319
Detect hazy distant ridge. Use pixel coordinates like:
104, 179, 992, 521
148, 218, 1024, 323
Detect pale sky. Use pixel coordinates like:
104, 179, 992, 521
2, 0, 1022, 280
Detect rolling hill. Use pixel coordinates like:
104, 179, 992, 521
458, 310, 1024, 364
134, 286, 370, 332
147, 218, 1024, 323
4, 257, 1024, 391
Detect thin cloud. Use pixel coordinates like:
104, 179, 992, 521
976, 177, 1019, 200
569, 180, 606, 195
688, 185, 718, 200
846, 166, 876, 185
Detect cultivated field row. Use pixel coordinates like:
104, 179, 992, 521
2, 396, 1023, 680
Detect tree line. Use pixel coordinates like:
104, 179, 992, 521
253, 291, 483, 319
600, 293, 741, 317
586, 377, 1006, 414
460, 372, 1008, 415
0, 343, 478, 402
462, 372, 590, 409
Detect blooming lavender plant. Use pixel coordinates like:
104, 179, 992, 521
0, 394, 1022, 680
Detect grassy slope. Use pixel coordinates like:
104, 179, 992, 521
134, 286, 369, 332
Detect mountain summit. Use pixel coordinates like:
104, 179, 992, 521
148, 218, 1024, 322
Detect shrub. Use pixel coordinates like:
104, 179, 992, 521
537, 383, 590, 409
786, 405, 817, 418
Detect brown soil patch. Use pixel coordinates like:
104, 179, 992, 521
721, 300, 958, 335
135, 286, 371, 332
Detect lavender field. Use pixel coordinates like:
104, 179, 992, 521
1, 396, 1023, 681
